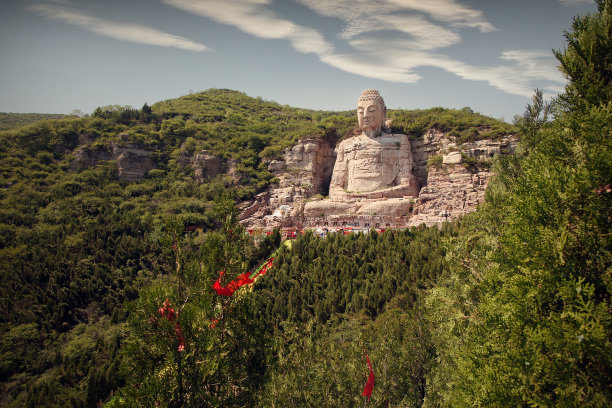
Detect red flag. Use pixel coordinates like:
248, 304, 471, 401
213, 270, 235, 296
213, 270, 255, 296
158, 300, 185, 351
175, 323, 185, 352
213, 278, 234, 296
235, 272, 254, 286
213, 256, 277, 296
362, 354, 375, 400
158, 299, 176, 321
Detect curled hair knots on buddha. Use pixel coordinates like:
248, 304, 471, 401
358, 89, 386, 111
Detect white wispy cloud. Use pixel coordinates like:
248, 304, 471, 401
298, 0, 495, 42
300, 0, 563, 97
30, 2, 208, 52
441, 52, 564, 98
323, 35, 564, 97
160, 0, 564, 98
161, 0, 333, 55
386, 0, 496, 31
320, 52, 424, 83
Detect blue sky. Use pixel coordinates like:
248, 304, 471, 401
0, 0, 597, 121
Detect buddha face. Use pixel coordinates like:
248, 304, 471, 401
358, 100, 384, 133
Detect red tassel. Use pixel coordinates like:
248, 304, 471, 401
158, 300, 185, 351
175, 323, 185, 352
361, 354, 375, 400
213, 256, 276, 296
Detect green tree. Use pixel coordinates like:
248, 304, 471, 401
108, 202, 267, 407
555, 0, 612, 112
425, 2, 612, 406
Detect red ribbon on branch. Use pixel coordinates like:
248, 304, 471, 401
158, 299, 175, 321
213, 270, 254, 296
158, 299, 185, 352
212, 256, 275, 296
362, 354, 375, 400
175, 324, 185, 351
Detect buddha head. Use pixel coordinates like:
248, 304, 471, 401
357, 89, 386, 136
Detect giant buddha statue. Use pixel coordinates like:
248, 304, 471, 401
303, 89, 419, 220
329, 89, 418, 199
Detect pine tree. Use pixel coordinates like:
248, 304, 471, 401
107, 202, 264, 407
424, 2, 612, 406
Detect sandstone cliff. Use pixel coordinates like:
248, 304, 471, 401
240, 128, 516, 229
406, 130, 516, 227
71, 142, 155, 181
239, 136, 336, 225
71, 139, 237, 183
177, 149, 238, 183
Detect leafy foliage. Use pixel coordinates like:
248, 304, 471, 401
248, 226, 450, 407
388, 107, 517, 142
424, 2, 612, 406
555, 0, 612, 112
108, 207, 270, 407
0, 113, 75, 131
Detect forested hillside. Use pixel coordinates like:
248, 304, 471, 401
0, 86, 512, 406
0, 89, 354, 406
0, 112, 75, 131
0, 1, 610, 407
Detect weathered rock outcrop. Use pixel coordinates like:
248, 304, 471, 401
114, 146, 154, 181
184, 150, 233, 183
72, 138, 240, 184
193, 151, 224, 181
178, 149, 239, 184
71, 146, 112, 171
71, 142, 154, 181
407, 165, 490, 227
406, 132, 516, 226
239, 137, 336, 225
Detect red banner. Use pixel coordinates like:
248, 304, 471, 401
361, 354, 375, 400
212, 256, 275, 296
158, 299, 185, 352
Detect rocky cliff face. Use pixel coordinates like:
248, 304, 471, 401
406, 130, 516, 226
71, 142, 154, 181
68, 125, 516, 228
71, 135, 241, 184
240, 129, 517, 229
239, 137, 336, 225
177, 150, 238, 183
